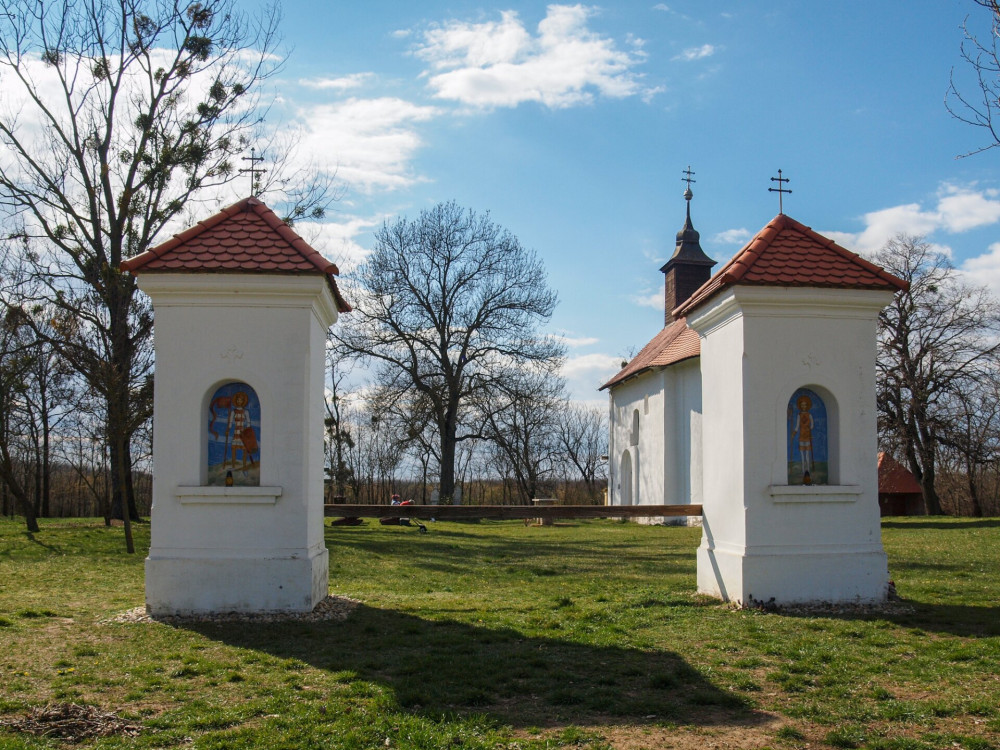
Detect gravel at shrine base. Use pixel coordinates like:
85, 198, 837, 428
105, 595, 360, 625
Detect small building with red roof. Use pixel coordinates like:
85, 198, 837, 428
124, 196, 348, 616
603, 186, 908, 603
877, 452, 924, 516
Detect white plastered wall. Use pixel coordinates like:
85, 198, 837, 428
141, 274, 338, 614
689, 286, 893, 604
607, 358, 702, 523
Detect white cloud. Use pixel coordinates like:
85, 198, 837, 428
550, 334, 600, 348
821, 230, 863, 251
832, 183, 1000, 254
674, 44, 715, 61
298, 73, 374, 91
412, 5, 653, 109
562, 352, 623, 400
960, 242, 1000, 297
294, 213, 383, 272
562, 352, 622, 378
713, 228, 751, 244
293, 97, 439, 193
936, 185, 1000, 232
632, 290, 663, 309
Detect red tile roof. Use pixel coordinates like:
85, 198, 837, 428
674, 213, 907, 318
120, 197, 351, 312
878, 452, 923, 495
600, 317, 700, 390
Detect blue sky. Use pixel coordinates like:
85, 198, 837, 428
240, 1, 1000, 403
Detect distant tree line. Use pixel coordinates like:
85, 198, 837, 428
6, 0, 1000, 541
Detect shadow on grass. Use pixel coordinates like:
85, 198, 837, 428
882, 518, 1000, 530
23, 532, 60, 553
188, 604, 765, 731
778, 600, 1000, 638
330, 524, 696, 578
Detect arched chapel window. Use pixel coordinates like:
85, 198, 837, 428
787, 387, 827, 485
207, 382, 261, 487
631, 409, 640, 446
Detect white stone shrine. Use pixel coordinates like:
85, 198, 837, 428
604, 194, 907, 604
122, 197, 350, 615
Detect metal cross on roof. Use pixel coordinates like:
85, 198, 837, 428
768, 169, 792, 214
682, 165, 696, 200
239, 147, 267, 198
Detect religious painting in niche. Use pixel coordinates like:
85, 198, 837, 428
207, 382, 261, 487
787, 388, 828, 485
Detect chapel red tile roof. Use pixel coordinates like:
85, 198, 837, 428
878, 452, 923, 495
673, 213, 908, 318
600, 317, 700, 390
120, 197, 351, 312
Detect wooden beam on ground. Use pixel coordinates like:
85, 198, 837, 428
324, 504, 702, 520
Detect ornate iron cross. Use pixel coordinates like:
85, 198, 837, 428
239, 147, 267, 198
768, 169, 792, 213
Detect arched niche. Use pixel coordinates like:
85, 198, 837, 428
620, 450, 633, 505
206, 381, 261, 487
786, 386, 833, 485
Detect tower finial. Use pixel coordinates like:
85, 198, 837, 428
239, 147, 267, 198
768, 168, 792, 214
682, 166, 695, 222
682, 165, 695, 201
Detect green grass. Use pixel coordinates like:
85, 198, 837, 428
0, 516, 998, 749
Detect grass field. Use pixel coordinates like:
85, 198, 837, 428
0, 516, 998, 749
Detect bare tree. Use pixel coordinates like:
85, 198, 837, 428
0, 0, 290, 549
556, 403, 608, 502
940, 376, 1000, 516
875, 234, 1000, 515
324, 339, 356, 501
335, 201, 563, 504
483, 370, 565, 504
947, 0, 1000, 155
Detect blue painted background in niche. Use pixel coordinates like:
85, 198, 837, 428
787, 387, 828, 485
207, 382, 261, 486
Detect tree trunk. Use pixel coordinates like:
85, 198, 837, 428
916, 450, 944, 515
0, 446, 40, 533
439, 411, 458, 504
966, 461, 984, 517
40, 375, 51, 518
114, 434, 135, 554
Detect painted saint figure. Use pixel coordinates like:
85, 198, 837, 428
207, 381, 261, 486
226, 390, 257, 470
791, 393, 814, 484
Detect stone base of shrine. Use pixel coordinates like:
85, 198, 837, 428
145, 545, 329, 616
697, 542, 889, 605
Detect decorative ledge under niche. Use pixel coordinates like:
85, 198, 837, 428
175, 486, 282, 505
768, 484, 862, 503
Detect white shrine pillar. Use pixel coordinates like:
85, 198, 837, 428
688, 286, 895, 604
123, 197, 346, 615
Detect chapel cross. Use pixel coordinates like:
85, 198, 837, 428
682, 166, 696, 199
239, 147, 267, 198
768, 169, 792, 214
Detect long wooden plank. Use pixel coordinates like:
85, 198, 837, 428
324, 504, 702, 520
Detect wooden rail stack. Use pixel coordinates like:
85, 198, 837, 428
323, 504, 703, 521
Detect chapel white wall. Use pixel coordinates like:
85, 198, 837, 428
607, 358, 702, 522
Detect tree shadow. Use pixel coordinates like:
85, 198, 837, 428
882, 518, 1000, 530
185, 604, 768, 731
23, 532, 59, 553
778, 600, 1000, 638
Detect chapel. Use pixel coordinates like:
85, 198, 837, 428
600, 184, 712, 523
